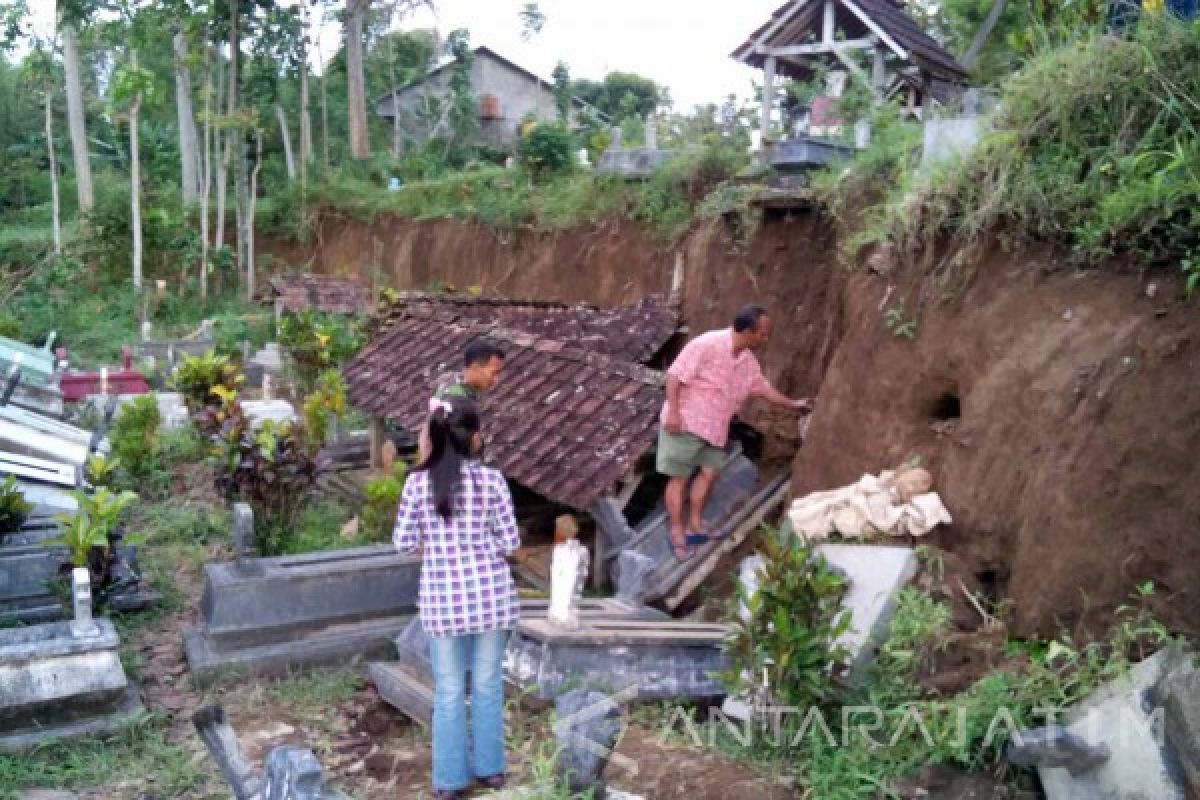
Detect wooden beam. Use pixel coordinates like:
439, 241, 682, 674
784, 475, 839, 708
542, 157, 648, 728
763, 37, 876, 56
822, 0, 836, 43
831, 46, 870, 86
872, 44, 887, 91
368, 415, 386, 470
840, 0, 909, 60
743, 0, 812, 59
761, 55, 777, 143
615, 471, 645, 511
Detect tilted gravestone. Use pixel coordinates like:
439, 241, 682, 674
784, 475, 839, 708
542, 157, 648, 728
554, 689, 624, 797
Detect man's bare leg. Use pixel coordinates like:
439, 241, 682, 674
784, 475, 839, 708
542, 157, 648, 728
665, 474, 690, 554
687, 467, 719, 535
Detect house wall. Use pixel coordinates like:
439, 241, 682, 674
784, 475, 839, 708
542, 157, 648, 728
375, 52, 570, 152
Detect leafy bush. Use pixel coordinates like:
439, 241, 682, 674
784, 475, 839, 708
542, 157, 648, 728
362, 461, 410, 542
303, 370, 348, 449
110, 395, 162, 479
844, 16, 1200, 272
84, 453, 122, 489
723, 526, 851, 710
215, 417, 317, 556
519, 122, 576, 178
51, 489, 140, 605
279, 311, 365, 392
172, 352, 243, 413
0, 475, 33, 533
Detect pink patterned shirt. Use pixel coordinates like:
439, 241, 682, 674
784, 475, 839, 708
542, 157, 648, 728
661, 328, 771, 448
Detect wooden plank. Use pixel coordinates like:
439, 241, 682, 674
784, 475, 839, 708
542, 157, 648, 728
761, 55, 777, 141
517, 617, 731, 646
663, 478, 792, 612
763, 37, 876, 56
741, 0, 811, 59
839, 0, 909, 60
368, 662, 432, 727
822, 0, 836, 42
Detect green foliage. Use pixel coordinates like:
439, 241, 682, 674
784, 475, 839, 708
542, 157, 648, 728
552, 61, 571, 121
519, 122, 575, 178
278, 309, 366, 392
215, 416, 317, 556
278, 499, 355, 555
846, 18, 1200, 276
723, 527, 852, 710
52, 487, 138, 570
572, 71, 663, 121
362, 461, 409, 542
302, 368, 348, 448
84, 452, 121, 489
171, 352, 243, 413
110, 395, 162, 479
0, 474, 32, 533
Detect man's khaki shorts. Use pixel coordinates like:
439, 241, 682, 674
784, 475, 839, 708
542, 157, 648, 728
656, 429, 725, 477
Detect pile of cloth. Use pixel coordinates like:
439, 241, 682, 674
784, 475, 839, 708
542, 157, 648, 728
788, 465, 952, 540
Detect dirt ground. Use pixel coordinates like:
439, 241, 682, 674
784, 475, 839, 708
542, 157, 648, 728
262, 211, 1200, 640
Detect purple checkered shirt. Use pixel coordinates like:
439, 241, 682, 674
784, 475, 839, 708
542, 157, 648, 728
393, 464, 521, 637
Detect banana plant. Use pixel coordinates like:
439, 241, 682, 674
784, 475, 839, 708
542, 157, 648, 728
51, 488, 139, 569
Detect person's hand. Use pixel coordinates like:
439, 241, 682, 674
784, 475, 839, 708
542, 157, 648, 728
665, 409, 684, 434
793, 397, 813, 413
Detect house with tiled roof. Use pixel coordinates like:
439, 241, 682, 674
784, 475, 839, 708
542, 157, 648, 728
270, 273, 374, 317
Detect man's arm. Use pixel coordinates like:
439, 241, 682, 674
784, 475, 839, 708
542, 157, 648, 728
758, 382, 812, 410
664, 374, 684, 433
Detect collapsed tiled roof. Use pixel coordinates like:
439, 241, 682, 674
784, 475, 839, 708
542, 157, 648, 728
377, 293, 680, 364
732, 0, 968, 85
343, 314, 666, 510
271, 274, 373, 315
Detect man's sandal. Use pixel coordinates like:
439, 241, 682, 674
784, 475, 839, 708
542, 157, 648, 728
672, 542, 694, 561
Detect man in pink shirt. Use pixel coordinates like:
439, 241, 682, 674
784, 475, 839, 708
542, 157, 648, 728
659, 305, 811, 560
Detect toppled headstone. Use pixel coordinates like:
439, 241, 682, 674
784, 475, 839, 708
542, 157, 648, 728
1031, 647, 1192, 800
613, 550, 656, 610
193, 705, 346, 800
554, 690, 623, 797
1007, 726, 1112, 775
231, 503, 262, 576
1157, 648, 1200, 793
815, 544, 918, 683
264, 746, 346, 800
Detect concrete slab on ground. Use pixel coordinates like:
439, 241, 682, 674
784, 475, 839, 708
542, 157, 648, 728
814, 543, 918, 683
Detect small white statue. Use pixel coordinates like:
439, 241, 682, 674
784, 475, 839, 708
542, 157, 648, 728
547, 515, 589, 629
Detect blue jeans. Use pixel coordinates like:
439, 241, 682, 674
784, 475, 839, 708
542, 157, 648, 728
428, 628, 511, 791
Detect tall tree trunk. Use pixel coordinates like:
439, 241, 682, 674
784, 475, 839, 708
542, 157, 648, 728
962, 0, 1010, 69
130, 55, 144, 292
174, 31, 202, 206
44, 86, 62, 256
214, 48, 228, 253
276, 104, 296, 180
345, 0, 370, 160
60, 22, 93, 214
300, 2, 313, 167
392, 88, 401, 156
321, 65, 330, 169
247, 131, 262, 302
228, 6, 251, 280
200, 47, 213, 299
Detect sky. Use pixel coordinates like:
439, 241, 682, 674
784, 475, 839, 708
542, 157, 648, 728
27, 0, 781, 111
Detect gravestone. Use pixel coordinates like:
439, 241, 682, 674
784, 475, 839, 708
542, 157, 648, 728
185, 544, 422, 685
612, 550, 656, 611
0, 572, 142, 752
263, 747, 347, 800
1031, 647, 1192, 800
555, 689, 623, 797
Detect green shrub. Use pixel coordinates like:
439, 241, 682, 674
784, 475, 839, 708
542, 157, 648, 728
722, 526, 851, 710
519, 122, 576, 178
171, 352, 243, 413
303, 370, 348, 449
279, 311, 365, 392
111, 395, 162, 479
0, 475, 33, 534
215, 418, 317, 556
362, 461, 409, 542
84, 453, 122, 489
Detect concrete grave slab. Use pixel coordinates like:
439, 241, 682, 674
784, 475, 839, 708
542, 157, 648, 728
17, 481, 79, 514
0, 618, 143, 753
813, 544, 918, 684
2, 453, 79, 487
185, 545, 421, 685
1038, 647, 1190, 800
242, 399, 297, 430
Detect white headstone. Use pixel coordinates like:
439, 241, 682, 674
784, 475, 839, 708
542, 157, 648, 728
71, 567, 98, 637
547, 540, 589, 629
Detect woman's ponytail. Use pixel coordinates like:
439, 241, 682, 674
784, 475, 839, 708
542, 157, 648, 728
420, 396, 481, 521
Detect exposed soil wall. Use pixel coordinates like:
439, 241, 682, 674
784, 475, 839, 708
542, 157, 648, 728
260, 210, 1200, 638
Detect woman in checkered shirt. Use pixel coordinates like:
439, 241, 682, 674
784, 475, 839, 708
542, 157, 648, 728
394, 395, 521, 799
